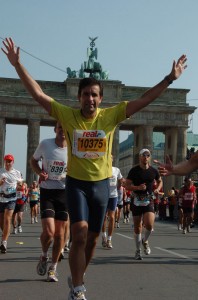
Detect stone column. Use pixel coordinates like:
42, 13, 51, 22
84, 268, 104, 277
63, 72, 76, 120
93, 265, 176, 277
26, 119, 40, 186
163, 128, 178, 193
175, 127, 187, 188
133, 125, 153, 164
0, 118, 6, 167
112, 127, 120, 167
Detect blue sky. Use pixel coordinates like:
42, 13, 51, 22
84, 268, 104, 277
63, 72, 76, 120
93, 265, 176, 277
1, 0, 198, 179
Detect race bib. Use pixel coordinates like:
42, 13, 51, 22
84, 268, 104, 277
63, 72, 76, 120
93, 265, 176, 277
47, 160, 67, 180
30, 192, 39, 201
109, 177, 116, 187
17, 191, 23, 199
72, 130, 106, 159
134, 196, 150, 207
6, 186, 16, 194
184, 192, 193, 201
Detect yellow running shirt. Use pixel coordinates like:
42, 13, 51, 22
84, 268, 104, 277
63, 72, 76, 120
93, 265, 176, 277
51, 99, 128, 181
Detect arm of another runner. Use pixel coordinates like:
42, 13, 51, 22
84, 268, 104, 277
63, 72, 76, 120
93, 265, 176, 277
154, 153, 198, 176
30, 157, 48, 181
153, 176, 163, 194
125, 54, 187, 118
1, 37, 52, 114
125, 178, 147, 192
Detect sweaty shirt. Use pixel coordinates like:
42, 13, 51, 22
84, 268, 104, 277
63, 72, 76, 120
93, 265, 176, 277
127, 165, 160, 195
0, 168, 22, 203
127, 165, 160, 207
33, 138, 67, 189
50, 99, 128, 181
109, 166, 122, 198
181, 185, 196, 208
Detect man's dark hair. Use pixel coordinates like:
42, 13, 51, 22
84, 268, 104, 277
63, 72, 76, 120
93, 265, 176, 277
78, 77, 103, 97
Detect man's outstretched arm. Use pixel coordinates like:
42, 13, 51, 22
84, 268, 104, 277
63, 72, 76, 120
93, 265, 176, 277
1, 37, 52, 114
126, 54, 187, 118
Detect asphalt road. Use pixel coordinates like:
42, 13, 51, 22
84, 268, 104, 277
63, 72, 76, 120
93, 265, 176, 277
1, 209, 198, 300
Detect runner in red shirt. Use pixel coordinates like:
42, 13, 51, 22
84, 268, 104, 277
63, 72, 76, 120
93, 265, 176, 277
12, 181, 28, 234
179, 177, 196, 234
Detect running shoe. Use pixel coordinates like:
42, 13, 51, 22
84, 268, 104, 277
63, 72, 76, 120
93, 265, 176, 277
65, 240, 71, 252
106, 240, 113, 249
46, 267, 58, 282
58, 250, 65, 261
0, 242, 7, 254
102, 236, 107, 248
123, 218, 126, 223
31, 218, 34, 224
142, 239, 151, 255
117, 222, 120, 228
64, 246, 70, 252
36, 255, 49, 276
134, 250, 143, 260
35, 217, 38, 223
67, 275, 86, 289
13, 227, 17, 234
183, 229, 186, 234
18, 225, 22, 233
68, 286, 87, 300
187, 226, 191, 233
178, 224, 182, 231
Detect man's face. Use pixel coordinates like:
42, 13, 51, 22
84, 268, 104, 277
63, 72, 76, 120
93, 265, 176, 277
55, 123, 65, 139
185, 179, 193, 187
78, 84, 102, 118
140, 152, 151, 165
4, 159, 14, 170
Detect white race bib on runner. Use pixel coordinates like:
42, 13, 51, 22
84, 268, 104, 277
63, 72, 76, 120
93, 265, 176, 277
109, 177, 117, 187
72, 130, 106, 159
47, 160, 67, 180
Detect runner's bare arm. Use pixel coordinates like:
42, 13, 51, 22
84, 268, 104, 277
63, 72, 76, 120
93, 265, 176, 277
125, 179, 146, 192
1, 37, 52, 114
126, 54, 187, 118
30, 157, 48, 181
154, 152, 198, 176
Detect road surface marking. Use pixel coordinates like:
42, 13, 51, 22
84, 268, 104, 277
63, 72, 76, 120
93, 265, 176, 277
116, 233, 133, 240
155, 247, 189, 259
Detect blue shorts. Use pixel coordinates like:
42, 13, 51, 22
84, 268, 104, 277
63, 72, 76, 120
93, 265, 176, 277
107, 197, 118, 212
65, 176, 109, 233
0, 201, 16, 213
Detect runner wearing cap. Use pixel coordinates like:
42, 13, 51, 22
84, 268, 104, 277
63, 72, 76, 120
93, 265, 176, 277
0, 154, 22, 253
125, 149, 163, 260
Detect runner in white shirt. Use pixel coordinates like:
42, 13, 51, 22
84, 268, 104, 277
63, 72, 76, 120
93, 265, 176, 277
0, 154, 22, 253
30, 122, 69, 282
101, 156, 123, 249
115, 183, 126, 228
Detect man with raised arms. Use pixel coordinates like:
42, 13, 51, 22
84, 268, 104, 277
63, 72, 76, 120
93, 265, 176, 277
2, 37, 187, 300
